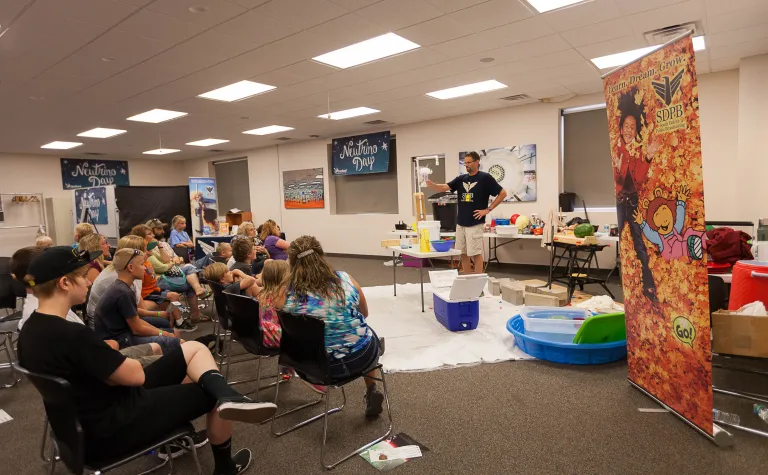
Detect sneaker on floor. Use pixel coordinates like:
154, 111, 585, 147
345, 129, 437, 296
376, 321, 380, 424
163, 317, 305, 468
217, 401, 277, 424
213, 448, 252, 475
298, 378, 327, 395
364, 387, 384, 418
176, 320, 198, 332
157, 429, 208, 460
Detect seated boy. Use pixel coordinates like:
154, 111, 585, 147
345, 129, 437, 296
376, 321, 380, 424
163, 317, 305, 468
230, 239, 255, 275
202, 262, 259, 298
95, 248, 185, 354
36, 235, 53, 248
73, 222, 95, 249
18, 246, 277, 475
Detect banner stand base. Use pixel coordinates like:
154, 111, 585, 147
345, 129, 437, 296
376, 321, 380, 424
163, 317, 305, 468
629, 379, 734, 447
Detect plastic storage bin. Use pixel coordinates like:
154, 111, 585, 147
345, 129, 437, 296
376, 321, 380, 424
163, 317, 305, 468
520, 307, 591, 343
506, 315, 627, 365
433, 293, 479, 331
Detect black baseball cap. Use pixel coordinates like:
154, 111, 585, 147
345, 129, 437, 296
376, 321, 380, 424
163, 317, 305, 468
26, 246, 102, 287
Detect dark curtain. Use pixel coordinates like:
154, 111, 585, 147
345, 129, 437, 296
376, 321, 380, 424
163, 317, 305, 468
115, 186, 191, 238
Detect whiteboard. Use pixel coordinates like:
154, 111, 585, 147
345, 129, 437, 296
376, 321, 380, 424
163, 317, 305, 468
70, 185, 119, 240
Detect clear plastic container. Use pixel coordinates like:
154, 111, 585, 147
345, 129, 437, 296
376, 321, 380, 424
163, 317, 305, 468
520, 307, 591, 343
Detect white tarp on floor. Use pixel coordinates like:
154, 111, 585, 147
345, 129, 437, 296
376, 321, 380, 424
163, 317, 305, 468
363, 283, 533, 373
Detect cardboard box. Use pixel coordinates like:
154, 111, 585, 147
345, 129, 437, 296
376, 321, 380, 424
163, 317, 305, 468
524, 292, 566, 307
712, 310, 768, 358
501, 280, 525, 305
381, 238, 417, 248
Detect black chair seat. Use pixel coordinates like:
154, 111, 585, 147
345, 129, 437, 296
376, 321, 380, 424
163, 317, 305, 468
85, 422, 195, 471
297, 362, 383, 388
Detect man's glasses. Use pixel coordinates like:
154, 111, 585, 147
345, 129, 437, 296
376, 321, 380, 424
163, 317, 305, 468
123, 249, 142, 270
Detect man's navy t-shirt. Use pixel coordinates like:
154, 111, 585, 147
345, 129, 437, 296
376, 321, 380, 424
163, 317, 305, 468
448, 171, 503, 227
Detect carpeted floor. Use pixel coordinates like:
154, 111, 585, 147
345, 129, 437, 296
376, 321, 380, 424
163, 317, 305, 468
1, 256, 766, 475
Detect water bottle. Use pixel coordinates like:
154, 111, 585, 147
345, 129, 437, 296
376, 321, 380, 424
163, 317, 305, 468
753, 404, 768, 424
712, 408, 740, 425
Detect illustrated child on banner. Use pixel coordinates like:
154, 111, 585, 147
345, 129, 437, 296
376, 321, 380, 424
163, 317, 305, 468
603, 33, 712, 435
189, 177, 218, 236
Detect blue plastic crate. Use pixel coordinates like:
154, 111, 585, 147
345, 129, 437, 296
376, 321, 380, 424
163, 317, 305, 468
433, 293, 479, 332
506, 315, 626, 365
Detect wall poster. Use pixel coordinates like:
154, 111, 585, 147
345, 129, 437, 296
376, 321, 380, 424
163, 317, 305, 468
189, 177, 218, 236
458, 145, 537, 202
602, 33, 712, 435
283, 168, 325, 209
61, 158, 129, 189
74, 186, 108, 225
331, 131, 390, 175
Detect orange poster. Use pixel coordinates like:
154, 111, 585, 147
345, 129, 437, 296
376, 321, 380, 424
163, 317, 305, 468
602, 33, 712, 435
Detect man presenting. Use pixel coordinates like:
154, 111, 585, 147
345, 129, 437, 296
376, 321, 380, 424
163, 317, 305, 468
427, 151, 507, 274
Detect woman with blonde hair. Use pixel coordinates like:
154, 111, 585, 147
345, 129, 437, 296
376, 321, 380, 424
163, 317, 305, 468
78, 233, 111, 283
259, 220, 289, 261
276, 235, 384, 416
169, 215, 194, 250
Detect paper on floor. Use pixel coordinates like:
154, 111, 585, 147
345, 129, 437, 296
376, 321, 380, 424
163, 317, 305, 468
0, 409, 13, 424
369, 446, 423, 461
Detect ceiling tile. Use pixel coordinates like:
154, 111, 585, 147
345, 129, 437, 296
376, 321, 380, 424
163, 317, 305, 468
560, 18, 634, 47
0, 0, 33, 26
526, 85, 573, 99
448, 0, 534, 32
430, 16, 554, 58
707, 24, 768, 49
357, 0, 444, 30
305, 13, 389, 49
425, 0, 488, 13
255, 0, 347, 29
709, 37, 768, 60
564, 79, 604, 95
627, 0, 704, 36
705, 4, 768, 33
116, 9, 205, 44
542, 0, 621, 32
709, 56, 740, 71
328, 0, 380, 10
146, 0, 247, 27
252, 60, 335, 87
398, 14, 471, 46
695, 60, 710, 74
228, 0, 271, 7
576, 35, 648, 60
614, 0, 685, 16
213, 8, 302, 46
704, 0, 766, 16
36, 0, 141, 27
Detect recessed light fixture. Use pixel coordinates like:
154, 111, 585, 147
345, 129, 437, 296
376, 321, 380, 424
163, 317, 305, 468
77, 127, 127, 138
186, 138, 230, 146
188, 6, 209, 13
312, 32, 420, 69
591, 36, 706, 69
526, 0, 586, 13
101, 57, 114, 62
143, 148, 180, 155
127, 109, 187, 123
317, 107, 380, 120
243, 125, 295, 135
480, 57, 495, 63
41, 141, 82, 150
426, 80, 507, 100
28, 96, 45, 101
198, 80, 276, 102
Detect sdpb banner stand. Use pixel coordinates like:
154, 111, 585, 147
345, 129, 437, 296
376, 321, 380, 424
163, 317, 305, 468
601, 31, 732, 447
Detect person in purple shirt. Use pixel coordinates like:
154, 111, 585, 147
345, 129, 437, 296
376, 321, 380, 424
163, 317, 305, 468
259, 220, 289, 261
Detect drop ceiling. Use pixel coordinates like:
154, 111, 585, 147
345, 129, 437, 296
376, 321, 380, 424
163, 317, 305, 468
0, 0, 765, 160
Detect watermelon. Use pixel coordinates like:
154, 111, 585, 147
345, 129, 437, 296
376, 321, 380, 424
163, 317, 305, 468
574, 223, 595, 238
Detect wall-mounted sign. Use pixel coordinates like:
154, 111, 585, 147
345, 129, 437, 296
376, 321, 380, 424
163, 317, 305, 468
75, 187, 108, 225
61, 158, 130, 190
331, 131, 390, 175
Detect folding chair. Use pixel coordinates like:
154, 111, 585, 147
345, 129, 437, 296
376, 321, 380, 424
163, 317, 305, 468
15, 363, 202, 475
272, 312, 393, 470
206, 281, 258, 384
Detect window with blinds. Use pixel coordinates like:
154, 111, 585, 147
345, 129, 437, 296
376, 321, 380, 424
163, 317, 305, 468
213, 158, 251, 214
329, 138, 399, 214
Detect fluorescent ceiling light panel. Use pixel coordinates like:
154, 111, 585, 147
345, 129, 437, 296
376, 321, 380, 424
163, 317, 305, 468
426, 80, 507, 100
198, 80, 276, 102
312, 33, 420, 69
526, 0, 585, 13
77, 127, 127, 138
41, 141, 82, 150
143, 148, 180, 155
317, 107, 380, 120
127, 109, 187, 123
186, 138, 229, 146
591, 36, 706, 69
243, 125, 294, 135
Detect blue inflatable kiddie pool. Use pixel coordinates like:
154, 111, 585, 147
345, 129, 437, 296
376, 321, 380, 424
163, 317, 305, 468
506, 315, 627, 365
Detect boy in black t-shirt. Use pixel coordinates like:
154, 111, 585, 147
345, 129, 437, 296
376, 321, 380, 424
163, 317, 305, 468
18, 246, 277, 475
202, 262, 260, 298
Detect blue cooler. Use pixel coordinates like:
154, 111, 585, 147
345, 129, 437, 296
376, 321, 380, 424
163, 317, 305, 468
430, 272, 487, 332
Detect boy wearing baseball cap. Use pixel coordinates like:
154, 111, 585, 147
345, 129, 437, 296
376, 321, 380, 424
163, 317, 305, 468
18, 246, 277, 475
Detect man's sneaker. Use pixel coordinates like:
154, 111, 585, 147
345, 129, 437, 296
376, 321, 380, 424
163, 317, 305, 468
176, 320, 198, 332
364, 385, 384, 418
157, 429, 208, 460
213, 448, 252, 475
217, 401, 277, 424
299, 378, 327, 395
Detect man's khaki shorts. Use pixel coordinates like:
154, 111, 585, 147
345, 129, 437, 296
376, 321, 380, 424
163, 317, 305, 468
455, 224, 484, 257
120, 344, 161, 368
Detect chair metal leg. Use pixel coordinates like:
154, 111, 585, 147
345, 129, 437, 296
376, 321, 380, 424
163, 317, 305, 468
321, 367, 394, 470
271, 374, 332, 436
252, 357, 263, 402
49, 442, 58, 475
40, 416, 50, 462
185, 436, 204, 475
0, 335, 21, 388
